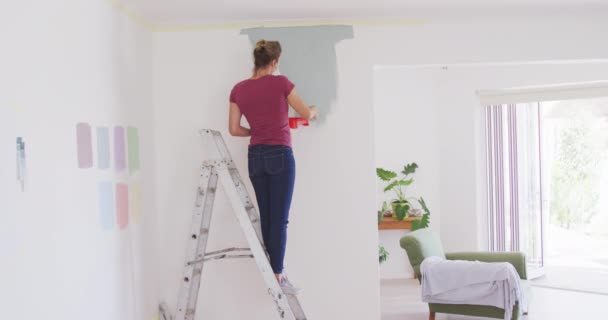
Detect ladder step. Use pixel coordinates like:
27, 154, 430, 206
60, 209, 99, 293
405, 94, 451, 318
186, 248, 254, 265
186, 254, 254, 266
205, 247, 251, 256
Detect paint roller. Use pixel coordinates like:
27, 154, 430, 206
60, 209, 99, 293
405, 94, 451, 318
288, 117, 310, 129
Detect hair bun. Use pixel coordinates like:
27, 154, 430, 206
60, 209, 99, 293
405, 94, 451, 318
253, 40, 282, 70
255, 39, 267, 51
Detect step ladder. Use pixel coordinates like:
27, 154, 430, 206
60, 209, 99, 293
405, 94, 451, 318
159, 129, 307, 320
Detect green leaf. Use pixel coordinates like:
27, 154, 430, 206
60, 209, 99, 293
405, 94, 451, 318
394, 202, 410, 221
384, 180, 399, 192
376, 168, 397, 181
378, 201, 389, 224
379, 246, 389, 264
419, 198, 430, 214
411, 197, 431, 231
411, 213, 430, 231
402, 163, 419, 176
398, 179, 414, 187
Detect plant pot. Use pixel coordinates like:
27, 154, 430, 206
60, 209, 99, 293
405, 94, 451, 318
391, 200, 410, 221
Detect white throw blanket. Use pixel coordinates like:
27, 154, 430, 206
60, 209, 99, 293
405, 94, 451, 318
420, 256, 526, 320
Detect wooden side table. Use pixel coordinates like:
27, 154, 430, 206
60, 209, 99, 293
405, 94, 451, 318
378, 216, 421, 230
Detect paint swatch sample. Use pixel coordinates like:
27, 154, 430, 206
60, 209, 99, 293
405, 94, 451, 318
127, 127, 140, 174
97, 127, 110, 170
99, 181, 115, 230
129, 183, 142, 223
76, 123, 93, 168
116, 183, 129, 229
114, 126, 126, 172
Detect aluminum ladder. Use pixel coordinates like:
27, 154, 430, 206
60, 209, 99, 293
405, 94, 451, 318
159, 129, 307, 320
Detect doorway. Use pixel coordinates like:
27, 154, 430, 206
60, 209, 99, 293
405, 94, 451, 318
537, 97, 608, 294
485, 95, 608, 294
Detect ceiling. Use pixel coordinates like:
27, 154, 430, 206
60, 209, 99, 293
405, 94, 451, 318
122, 0, 608, 25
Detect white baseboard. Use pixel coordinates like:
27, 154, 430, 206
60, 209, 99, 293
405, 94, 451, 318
379, 272, 415, 280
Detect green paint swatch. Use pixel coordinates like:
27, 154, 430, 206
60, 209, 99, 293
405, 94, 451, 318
127, 127, 140, 174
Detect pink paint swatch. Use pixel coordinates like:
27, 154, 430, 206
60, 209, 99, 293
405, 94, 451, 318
116, 183, 129, 230
76, 123, 93, 168
114, 126, 126, 172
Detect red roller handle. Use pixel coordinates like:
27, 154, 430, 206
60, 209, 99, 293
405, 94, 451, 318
289, 117, 310, 129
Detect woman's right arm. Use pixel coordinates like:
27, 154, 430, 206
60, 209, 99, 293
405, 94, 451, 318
287, 88, 318, 121
228, 102, 251, 137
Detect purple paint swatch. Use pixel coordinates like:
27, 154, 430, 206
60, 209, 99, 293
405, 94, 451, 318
116, 183, 129, 230
114, 126, 126, 172
76, 123, 93, 169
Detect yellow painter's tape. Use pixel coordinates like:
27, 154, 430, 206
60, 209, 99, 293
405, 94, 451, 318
108, 0, 424, 32
108, 0, 156, 30
154, 18, 424, 32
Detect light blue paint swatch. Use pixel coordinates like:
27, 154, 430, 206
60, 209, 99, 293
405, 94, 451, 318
96, 127, 110, 170
99, 181, 115, 230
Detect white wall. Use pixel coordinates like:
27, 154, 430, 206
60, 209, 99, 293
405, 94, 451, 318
0, 1, 157, 319
153, 30, 379, 320
374, 68, 442, 279
153, 10, 608, 317
375, 62, 608, 279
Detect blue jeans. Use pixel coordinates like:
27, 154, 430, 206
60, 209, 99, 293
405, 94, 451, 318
248, 145, 296, 274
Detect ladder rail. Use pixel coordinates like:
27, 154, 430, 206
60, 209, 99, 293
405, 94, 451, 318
216, 165, 294, 318
202, 130, 266, 248
175, 166, 218, 320
225, 162, 266, 250
200, 129, 233, 162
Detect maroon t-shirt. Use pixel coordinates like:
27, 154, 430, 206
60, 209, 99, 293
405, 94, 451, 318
230, 75, 295, 147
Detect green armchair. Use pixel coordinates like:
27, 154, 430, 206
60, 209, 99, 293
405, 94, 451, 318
400, 229, 527, 320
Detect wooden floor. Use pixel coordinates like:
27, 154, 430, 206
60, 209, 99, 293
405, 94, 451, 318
531, 266, 608, 295
381, 279, 608, 320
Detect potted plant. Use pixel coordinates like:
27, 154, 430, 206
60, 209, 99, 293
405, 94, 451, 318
377, 201, 391, 224
376, 163, 432, 230
376, 163, 419, 220
379, 245, 389, 264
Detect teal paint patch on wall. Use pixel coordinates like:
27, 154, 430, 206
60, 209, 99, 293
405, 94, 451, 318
241, 26, 354, 121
